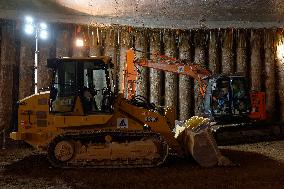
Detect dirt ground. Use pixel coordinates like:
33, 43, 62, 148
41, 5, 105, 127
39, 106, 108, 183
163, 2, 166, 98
0, 140, 284, 189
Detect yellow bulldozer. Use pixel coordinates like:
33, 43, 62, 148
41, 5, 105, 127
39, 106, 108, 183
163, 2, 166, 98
9, 55, 231, 168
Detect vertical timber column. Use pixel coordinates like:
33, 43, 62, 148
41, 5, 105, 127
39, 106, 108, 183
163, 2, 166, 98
264, 30, 276, 119
56, 25, 71, 57
149, 30, 162, 106
104, 28, 118, 60
221, 29, 234, 74
209, 30, 220, 74
134, 29, 148, 99
99, 28, 107, 56
103, 28, 119, 92
179, 31, 193, 120
250, 30, 262, 91
0, 22, 16, 130
119, 28, 133, 93
104, 28, 118, 88
38, 26, 54, 90
236, 30, 248, 75
164, 30, 178, 110
276, 32, 284, 123
194, 31, 207, 115
19, 33, 34, 99
90, 27, 102, 56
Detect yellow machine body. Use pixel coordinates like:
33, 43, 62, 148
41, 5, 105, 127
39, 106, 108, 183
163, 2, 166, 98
11, 92, 179, 151
10, 56, 182, 168
10, 55, 232, 168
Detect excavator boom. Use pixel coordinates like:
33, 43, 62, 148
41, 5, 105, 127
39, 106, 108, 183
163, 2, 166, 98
125, 48, 211, 99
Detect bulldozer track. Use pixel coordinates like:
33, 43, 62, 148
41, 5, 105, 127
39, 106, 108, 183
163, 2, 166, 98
47, 130, 169, 168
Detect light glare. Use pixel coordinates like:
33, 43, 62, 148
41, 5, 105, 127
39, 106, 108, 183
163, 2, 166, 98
76, 38, 84, 47
24, 24, 34, 35
40, 30, 48, 39
277, 43, 284, 61
25, 16, 33, 23
40, 22, 47, 30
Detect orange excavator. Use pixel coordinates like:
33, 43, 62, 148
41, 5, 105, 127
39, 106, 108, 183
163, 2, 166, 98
124, 48, 267, 123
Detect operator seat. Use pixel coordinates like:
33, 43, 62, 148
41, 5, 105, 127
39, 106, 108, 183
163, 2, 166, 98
80, 86, 98, 114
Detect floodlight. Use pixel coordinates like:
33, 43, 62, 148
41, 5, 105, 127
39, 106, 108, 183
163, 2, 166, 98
76, 38, 84, 47
40, 30, 48, 39
25, 16, 33, 24
40, 22, 47, 30
277, 43, 284, 61
23, 15, 49, 94
24, 24, 34, 35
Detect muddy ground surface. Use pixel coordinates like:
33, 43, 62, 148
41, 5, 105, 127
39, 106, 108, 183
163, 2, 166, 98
0, 140, 284, 189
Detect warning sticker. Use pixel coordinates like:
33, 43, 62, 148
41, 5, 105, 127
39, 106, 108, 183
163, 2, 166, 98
117, 118, 128, 128
177, 66, 185, 73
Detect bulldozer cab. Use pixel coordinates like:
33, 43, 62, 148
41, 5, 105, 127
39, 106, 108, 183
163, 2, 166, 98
47, 57, 115, 115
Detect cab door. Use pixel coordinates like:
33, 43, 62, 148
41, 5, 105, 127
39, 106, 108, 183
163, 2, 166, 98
50, 60, 77, 114
81, 61, 112, 114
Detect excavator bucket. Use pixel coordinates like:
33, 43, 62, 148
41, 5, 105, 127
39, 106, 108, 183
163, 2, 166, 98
175, 116, 232, 167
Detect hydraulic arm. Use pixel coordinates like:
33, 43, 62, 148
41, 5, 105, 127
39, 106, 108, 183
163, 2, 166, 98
124, 48, 211, 100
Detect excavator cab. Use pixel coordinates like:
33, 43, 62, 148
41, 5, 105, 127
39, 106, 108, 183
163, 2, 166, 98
47, 57, 115, 115
203, 75, 250, 122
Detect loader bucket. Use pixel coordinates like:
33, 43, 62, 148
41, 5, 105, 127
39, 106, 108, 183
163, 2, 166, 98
175, 116, 232, 167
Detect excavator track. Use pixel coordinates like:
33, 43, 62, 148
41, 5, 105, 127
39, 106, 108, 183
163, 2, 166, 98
47, 130, 169, 168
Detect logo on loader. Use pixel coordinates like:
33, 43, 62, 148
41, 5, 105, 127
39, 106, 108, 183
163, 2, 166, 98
117, 118, 128, 128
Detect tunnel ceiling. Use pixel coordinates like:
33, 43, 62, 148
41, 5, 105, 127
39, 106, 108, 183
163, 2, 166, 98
1, 0, 284, 29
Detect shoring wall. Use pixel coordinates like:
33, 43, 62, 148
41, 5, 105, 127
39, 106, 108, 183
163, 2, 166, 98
0, 19, 283, 131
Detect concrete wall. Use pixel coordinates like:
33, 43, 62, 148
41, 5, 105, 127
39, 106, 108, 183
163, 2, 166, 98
0, 19, 283, 130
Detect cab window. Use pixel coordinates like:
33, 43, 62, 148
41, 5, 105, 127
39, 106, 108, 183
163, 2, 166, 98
50, 61, 77, 113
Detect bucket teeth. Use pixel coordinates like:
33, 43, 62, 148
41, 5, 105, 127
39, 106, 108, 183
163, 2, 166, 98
174, 116, 210, 138
183, 116, 210, 130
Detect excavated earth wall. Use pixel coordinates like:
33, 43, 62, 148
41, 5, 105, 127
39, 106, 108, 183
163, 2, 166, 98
0, 19, 283, 132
